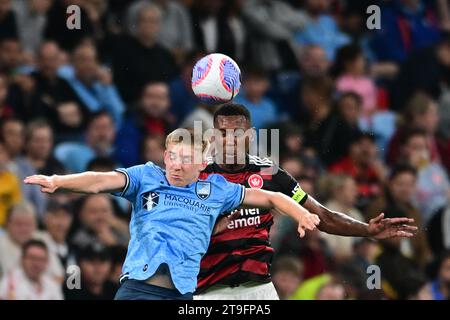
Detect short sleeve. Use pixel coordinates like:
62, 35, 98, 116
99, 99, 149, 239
220, 180, 246, 214
111, 164, 147, 201
273, 165, 308, 205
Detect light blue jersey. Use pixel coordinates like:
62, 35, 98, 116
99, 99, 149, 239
112, 162, 245, 294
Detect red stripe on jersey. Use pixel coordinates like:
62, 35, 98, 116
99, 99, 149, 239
241, 259, 269, 275
197, 258, 271, 289
201, 245, 272, 267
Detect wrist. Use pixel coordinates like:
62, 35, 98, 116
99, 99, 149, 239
52, 174, 61, 190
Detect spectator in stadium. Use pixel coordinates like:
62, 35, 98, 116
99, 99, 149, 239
12, 0, 52, 55
44, 0, 95, 51
0, 239, 63, 300
430, 250, 450, 300
300, 76, 334, 144
313, 92, 363, 166
111, 2, 177, 103
387, 93, 440, 167
127, 0, 194, 64
24, 119, 65, 176
169, 50, 203, 124
0, 202, 37, 277
35, 200, 74, 283
333, 44, 377, 120
61, 43, 125, 128
0, 38, 22, 77
405, 277, 433, 300
318, 174, 364, 262
64, 243, 117, 300
234, 66, 278, 130
0, 0, 18, 42
315, 281, 346, 300
0, 141, 21, 227
271, 45, 331, 118
366, 164, 432, 268
349, 238, 379, 272
293, 0, 350, 61
69, 194, 129, 252
1, 118, 47, 218
242, 0, 308, 72
369, 0, 441, 65
279, 155, 304, 181
116, 81, 175, 167
271, 255, 303, 300
329, 132, 386, 210
0, 73, 13, 120
299, 44, 331, 78
399, 129, 450, 225
14, 42, 81, 126
376, 236, 428, 300
54, 111, 118, 173
141, 134, 165, 168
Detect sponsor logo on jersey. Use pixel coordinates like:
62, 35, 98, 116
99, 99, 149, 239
227, 208, 261, 229
248, 174, 264, 189
163, 194, 212, 213
142, 191, 159, 211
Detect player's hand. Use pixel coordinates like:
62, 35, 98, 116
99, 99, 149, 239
212, 210, 241, 235
24, 175, 58, 193
368, 213, 418, 239
297, 213, 320, 238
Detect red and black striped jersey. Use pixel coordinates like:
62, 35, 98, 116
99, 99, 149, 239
196, 155, 308, 293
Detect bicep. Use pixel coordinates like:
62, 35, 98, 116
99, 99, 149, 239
98, 171, 127, 193
241, 189, 273, 209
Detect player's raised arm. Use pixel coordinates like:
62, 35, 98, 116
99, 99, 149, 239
242, 189, 320, 238
24, 171, 126, 194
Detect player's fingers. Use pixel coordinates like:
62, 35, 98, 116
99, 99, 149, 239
312, 214, 320, 225
396, 231, 414, 238
298, 227, 305, 238
387, 217, 415, 225
305, 220, 316, 231
370, 213, 384, 224
398, 224, 418, 231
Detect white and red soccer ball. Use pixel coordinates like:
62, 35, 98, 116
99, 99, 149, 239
191, 53, 241, 104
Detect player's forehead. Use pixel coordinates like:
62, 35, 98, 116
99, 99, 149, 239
215, 115, 249, 130
166, 142, 198, 156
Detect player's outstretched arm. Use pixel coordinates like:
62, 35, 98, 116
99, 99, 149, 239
242, 189, 320, 237
303, 195, 418, 239
24, 171, 126, 194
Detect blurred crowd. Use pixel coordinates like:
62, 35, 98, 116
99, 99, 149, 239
0, 0, 450, 300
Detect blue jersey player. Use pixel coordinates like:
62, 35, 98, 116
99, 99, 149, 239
24, 128, 320, 300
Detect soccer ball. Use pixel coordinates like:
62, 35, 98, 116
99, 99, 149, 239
191, 53, 241, 104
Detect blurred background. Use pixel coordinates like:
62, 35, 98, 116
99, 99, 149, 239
0, 0, 449, 300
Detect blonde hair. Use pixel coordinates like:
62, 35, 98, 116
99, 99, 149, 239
165, 128, 210, 157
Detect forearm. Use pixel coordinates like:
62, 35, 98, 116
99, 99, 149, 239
269, 192, 311, 224
54, 172, 117, 194
304, 197, 370, 237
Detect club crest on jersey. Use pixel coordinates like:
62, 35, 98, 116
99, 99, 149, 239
142, 191, 159, 211
248, 174, 264, 189
196, 181, 211, 200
